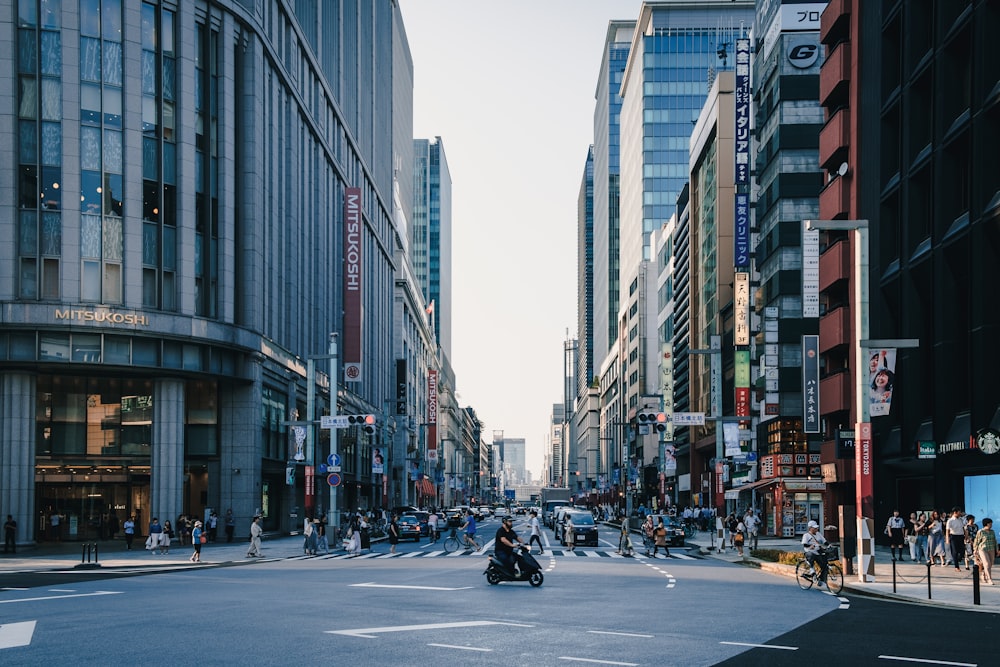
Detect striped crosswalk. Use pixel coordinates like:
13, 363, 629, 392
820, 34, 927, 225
282, 548, 696, 562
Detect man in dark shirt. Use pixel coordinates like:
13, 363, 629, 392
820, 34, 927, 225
494, 516, 525, 574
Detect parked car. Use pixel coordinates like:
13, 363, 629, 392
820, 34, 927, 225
396, 515, 422, 541
478, 506, 494, 519
494, 506, 511, 520
646, 514, 686, 547
558, 510, 599, 547
403, 511, 430, 536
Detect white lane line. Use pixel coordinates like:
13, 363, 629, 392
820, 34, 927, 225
587, 630, 654, 638
558, 657, 638, 666
720, 641, 798, 651
878, 657, 977, 667
428, 643, 492, 652
0, 620, 36, 649
327, 620, 533, 639
0, 591, 122, 605
349, 583, 473, 591
1, 588, 29, 591
48, 589, 76, 592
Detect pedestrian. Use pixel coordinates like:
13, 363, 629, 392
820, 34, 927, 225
303, 515, 316, 555
49, 509, 61, 542
946, 507, 966, 571
428, 509, 439, 542
315, 514, 329, 554
726, 512, 739, 548
618, 515, 633, 556
527, 510, 544, 555
642, 515, 655, 556
564, 515, 575, 551
906, 512, 920, 561
148, 517, 163, 554
246, 516, 263, 558
208, 512, 218, 542
927, 510, 946, 565
387, 514, 399, 555
3, 514, 16, 554
743, 509, 760, 551
161, 520, 173, 555
653, 518, 669, 558
225, 509, 235, 543
190, 520, 203, 562
914, 512, 929, 563
972, 518, 997, 585
885, 509, 906, 561
123, 515, 136, 550
963, 514, 978, 571
734, 517, 746, 556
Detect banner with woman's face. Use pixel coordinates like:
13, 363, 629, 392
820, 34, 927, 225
869, 348, 897, 417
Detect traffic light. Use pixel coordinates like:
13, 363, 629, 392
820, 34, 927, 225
347, 414, 376, 434
637, 411, 668, 433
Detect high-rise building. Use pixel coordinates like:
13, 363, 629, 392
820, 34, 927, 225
412, 137, 452, 358
2, 0, 408, 544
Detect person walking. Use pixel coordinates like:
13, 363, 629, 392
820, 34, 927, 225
972, 517, 997, 585
190, 520, 204, 562
946, 507, 967, 571
315, 515, 329, 555
161, 520, 173, 555
427, 509, 439, 543
246, 516, 263, 558
642, 515, 655, 556
527, 510, 544, 555
303, 515, 317, 555
914, 512, 929, 563
148, 517, 163, 554
387, 514, 399, 555
208, 512, 218, 543
885, 509, 906, 561
734, 517, 746, 556
744, 509, 760, 551
3, 514, 17, 554
564, 515, 576, 551
927, 510, 946, 565
653, 518, 669, 558
123, 515, 136, 550
906, 512, 920, 561
225, 509, 235, 543
963, 514, 979, 571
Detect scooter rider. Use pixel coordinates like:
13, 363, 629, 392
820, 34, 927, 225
494, 516, 526, 574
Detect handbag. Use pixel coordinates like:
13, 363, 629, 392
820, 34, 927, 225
199, 534, 207, 544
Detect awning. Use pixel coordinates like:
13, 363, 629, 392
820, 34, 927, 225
913, 421, 933, 443
416, 478, 435, 497
735, 477, 782, 492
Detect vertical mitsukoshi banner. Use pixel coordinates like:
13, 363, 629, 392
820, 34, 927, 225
343, 187, 363, 382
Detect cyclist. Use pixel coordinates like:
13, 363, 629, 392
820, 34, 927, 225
461, 509, 480, 549
427, 509, 439, 542
802, 520, 829, 587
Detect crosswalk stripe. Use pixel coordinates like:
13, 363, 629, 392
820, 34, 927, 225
271, 548, 692, 562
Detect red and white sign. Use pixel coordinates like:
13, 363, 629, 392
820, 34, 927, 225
343, 187, 363, 382
855, 421, 873, 518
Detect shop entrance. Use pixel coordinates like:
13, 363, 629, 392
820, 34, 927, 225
36, 478, 149, 542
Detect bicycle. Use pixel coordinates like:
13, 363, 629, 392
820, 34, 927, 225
443, 528, 481, 553
796, 545, 843, 594
683, 521, 697, 539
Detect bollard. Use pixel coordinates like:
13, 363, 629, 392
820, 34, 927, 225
75, 542, 102, 569
973, 563, 981, 606
926, 561, 933, 600
892, 557, 897, 593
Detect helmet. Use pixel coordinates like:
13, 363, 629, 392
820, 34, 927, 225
807, 520, 819, 529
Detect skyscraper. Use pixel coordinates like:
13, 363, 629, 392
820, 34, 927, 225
412, 137, 453, 358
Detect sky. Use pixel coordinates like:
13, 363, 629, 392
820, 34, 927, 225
398, 1, 645, 481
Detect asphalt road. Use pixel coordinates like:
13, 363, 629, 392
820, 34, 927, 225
1, 519, 994, 666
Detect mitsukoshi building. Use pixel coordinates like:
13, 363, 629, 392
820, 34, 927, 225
1, 1, 406, 545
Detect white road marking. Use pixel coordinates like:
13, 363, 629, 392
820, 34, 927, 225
349, 583, 473, 591
878, 656, 977, 667
327, 620, 534, 639
1, 588, 29, 591
0, 621, 36, 649
587, 630, 654, 638
48, 589, 76, 592
398, 551, 422, 558
428, 643, 492, 652
0, 591, 122, 605
558, 657, 638, 666
720, 641, 798, 651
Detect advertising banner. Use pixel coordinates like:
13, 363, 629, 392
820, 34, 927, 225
427, 369, 438, 462
802, 335, 820, 433
868, 348, 897, 417
343, 187, 363, 382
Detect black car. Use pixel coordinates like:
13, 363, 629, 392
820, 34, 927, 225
396, 515, 421, 541
646, 515, 686, 547
558, 510, 599, 547
403, 511, 430, 536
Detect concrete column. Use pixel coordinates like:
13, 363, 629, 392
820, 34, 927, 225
0, 373, 36, 547
150, 379, 185, 527
219, 360, 262, 532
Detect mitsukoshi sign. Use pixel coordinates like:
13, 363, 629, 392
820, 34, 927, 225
343, 187, 362, 382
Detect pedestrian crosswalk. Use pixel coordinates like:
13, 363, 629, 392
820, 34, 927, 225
281, 548, 696, 562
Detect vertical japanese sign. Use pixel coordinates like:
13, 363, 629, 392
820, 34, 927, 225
867, 348, 897, 417
343, 187, 363, 382
802, 226, 820, 318
734, 37, 751, 268
856, 421, 873, 518
427, 370, 438, 463
735, 350, 751, 420
395, 359, 407, 415
802, 335, 820, 433
660, 343, 674, 443
735, 272, 750, 345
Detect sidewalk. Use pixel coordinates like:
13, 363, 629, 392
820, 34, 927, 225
0, 533, 349, 572
688, 532, 1000, 613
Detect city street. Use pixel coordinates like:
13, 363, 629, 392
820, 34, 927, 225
4, 519, 995, 666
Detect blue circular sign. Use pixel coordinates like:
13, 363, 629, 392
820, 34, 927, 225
327, 454, 341, 467
327, 473, 342, 487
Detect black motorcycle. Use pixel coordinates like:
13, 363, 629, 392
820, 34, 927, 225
484, 545, 544, 587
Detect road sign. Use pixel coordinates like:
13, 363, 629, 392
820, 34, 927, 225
327, 473, 342, 487
672, 412, 706, 426
321, 415, 349, 429
327, 453, 341, 467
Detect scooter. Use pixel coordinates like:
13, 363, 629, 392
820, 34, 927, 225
484, 545, 544, 587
